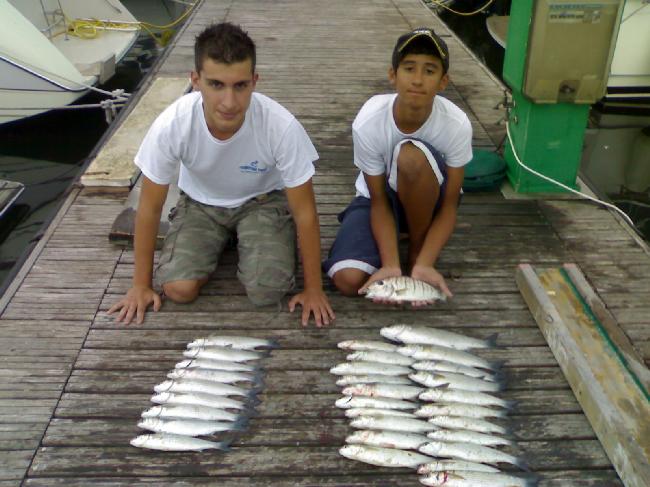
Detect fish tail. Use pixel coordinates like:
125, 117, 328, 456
214, 439, 232, 452
492, 369, 507, 383
264, 339, 280, 349
487, 359, 506, 370
503, 399, 518, 410
514, 454, 532, 472
522, 473, 540, 486
229, 416, 249, 432
485, 333, 499, 348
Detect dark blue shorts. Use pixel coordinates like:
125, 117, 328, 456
323, 139, 450, 278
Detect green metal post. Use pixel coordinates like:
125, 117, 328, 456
502, 0, 589, 193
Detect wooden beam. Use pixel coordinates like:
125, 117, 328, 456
516, 264, 650, 487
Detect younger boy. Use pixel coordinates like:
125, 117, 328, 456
323, 28, 473, 304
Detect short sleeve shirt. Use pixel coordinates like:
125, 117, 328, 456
134, 91, 317, 208
352, 93, 473, 197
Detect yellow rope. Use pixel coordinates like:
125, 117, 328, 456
428, 0, 497, 16
59, 1, 198, 46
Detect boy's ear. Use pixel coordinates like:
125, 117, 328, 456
439, 72, 449, 91
388, 67, 396, 86
190, 70, 200, 90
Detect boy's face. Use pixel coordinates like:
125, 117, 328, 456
389, 53, 448, 110
191, 57, 258, 140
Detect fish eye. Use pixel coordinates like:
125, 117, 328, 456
376, 280, 384, 285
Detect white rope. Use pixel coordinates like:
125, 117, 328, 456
505, 120, 637, 229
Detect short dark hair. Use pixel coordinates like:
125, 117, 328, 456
194, 22, 256, 73
392, 28, 449, 73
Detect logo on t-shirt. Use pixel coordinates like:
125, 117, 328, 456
239, 160, 268, 174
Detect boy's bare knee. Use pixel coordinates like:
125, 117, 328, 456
162, 280, 202, 303
397, 143, 430, 180
332, 268, 368, 297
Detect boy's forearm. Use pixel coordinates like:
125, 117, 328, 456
370, 200, 400, 268
414, 205, 457, 268
133, 207, 162, 288
295, 212, 324, 291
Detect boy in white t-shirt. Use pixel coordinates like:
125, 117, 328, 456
323, 28, 473, 304
109, 23, 334, 326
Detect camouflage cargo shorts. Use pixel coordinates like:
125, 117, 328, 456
154, 190, 296, 306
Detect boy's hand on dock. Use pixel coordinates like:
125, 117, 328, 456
288, 288, 335, 328
410, 265, 452, 307
107, 286, 162, 325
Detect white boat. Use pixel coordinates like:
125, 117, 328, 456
0, 0, 140, 125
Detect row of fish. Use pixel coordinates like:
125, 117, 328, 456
130, 335, 277, 451
333, 325, 536, 486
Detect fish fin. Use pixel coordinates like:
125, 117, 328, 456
214, 440, 232, 452
486, 333, 499, 348
229, 416, 249, 432
492, 369, 507, 383
262, 339, 279, 349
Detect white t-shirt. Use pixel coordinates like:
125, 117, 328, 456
353, 93, 473, 197
134, 91, 317, 208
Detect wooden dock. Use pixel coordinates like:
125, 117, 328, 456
1, 0, 649, 485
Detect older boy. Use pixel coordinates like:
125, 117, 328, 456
109, 22, 334, 326
323, 28, 473, 304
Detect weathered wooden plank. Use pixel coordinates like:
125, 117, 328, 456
0, 422, 47, 450
80, 326, 546, 349
62, 366, 566, 395
516, 264, 650, 487
54, 388, 580, 419
0, 450, 33, 480
22, 470, 625, 487
27, 440, 613, 476
42, 413, 594, 448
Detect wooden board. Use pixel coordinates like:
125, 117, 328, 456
516, 264, 650, 487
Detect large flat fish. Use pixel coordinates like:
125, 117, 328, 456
361, 277, 446, 303
381, 325, 496, 350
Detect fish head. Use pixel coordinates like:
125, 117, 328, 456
141, 406, 162, 418
154, 380, 174, 393
130, 435, 150, 448
363, 279, 396, 299
150, 392, 170, 403
380, 324, 408, 341
182, 348, 200, 359
175, 360, 192, 369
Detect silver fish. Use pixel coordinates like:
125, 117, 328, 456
412, 361, 500, 382
330, 361, 411, 376
150, 391, 248, 410
427, 416, 509, 435
141, 405, 238, 422
427, 429, 512, 447
420, 471, 535, 486
415, 403, 506, 419
154, 379, 251, 398
188, 335, 277, 350
417, 460, 500, 474
339, 444, 432, 469
419, 441, 527, 469
337, 340, 399, 352
350, 415, 439, 434
336, 375, 413, 386
419, 388, 515, 409
409, 371, 503, 392
399, 345, 501, 371
381, 325, 495, 350
130, 433, 228, 451
362, 276, 445, 303
183, 346, 262, 362
344, 408, 416, 419
175, 358, 258, 373
167, 368, 256, 384
342, 383, 424, 400
137, 417, 245, 436
335, 395, 416, 410
346, 350, 415, 366
346, 429, 429, 450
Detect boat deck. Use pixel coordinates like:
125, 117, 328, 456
2, 0, 649, 485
